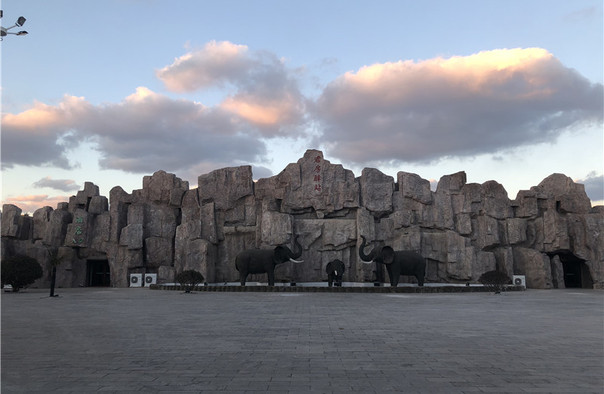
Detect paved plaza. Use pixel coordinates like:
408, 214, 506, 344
2, 287, 603, 393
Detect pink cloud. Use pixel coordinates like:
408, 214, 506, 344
315, 48, 603, 164
156, 41, 251, 92
2, 195, 70, 215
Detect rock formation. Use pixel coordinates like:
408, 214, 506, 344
2, 149, 603, 289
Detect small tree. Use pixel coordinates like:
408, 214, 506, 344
479, 270, 512, 294
176, 270, 204, 293
1, 255, 43, 292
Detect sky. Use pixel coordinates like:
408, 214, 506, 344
1, 0, 603, 214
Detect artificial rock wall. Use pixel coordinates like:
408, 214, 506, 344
2, 149, 603, 289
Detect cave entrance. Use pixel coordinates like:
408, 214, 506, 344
563, 259, 593, 288
87, 259, 111, 287
553, 251, 593, 289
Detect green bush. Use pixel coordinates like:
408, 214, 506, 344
1, 255, 43, 292
479, 270, 512, 294
175, 269, 204, 293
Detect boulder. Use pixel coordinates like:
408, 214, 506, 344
321, 219, 357, 251
513, 247, 553, 288
398, 171, 432, 204
359, 168, 394, 217
144, 205, 178, 239
88, 196, 109, 215
89, 212, 111, 249
473, 215, 501, 250
506, 218, 527, 245
534, 173, 592, 214
144, 237, 173, 268
119, 224, 143, 250
550, 255, 565, 289
512, 190, 542, 218
69, 182, 100, 212
198, 166, 254, 210
43, 207, 72, 247
260, 211, 294, 246
1, 204, 22, 238
143, 170, 189, 205
109, 186, 132, 243
481, 180, 512, 219
33, 206, 53, 241
200, 202, 218, 243
259, 150, 359, 216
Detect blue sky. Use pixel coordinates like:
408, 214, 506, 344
2, 0, 603, 213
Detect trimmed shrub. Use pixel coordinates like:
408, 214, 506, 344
175, 270, 204, 293
479, 270, 512, 293
1, 255, 43, 292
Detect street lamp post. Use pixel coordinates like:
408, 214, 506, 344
1, 10, 28, 40
46, 247, 63, 298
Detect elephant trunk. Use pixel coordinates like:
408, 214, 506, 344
288, 235, 304, 263
359, 236, 377, 263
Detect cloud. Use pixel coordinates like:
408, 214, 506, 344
85, 87, 271, 172
564, 6, 599, 22
156, 41, 252, 92
1, 41, 310, 175
2, 195, 70, 214
313, 48, 603, 166
576, 172, 604, 203
33, 177, 81, 192
157, 41, 307, 134
2, 45, 601, 182
1, 96, 91, 169
221, 91, 304, 130
1, 87, 268, 174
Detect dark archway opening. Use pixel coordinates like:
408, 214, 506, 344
87, 259, 110, 287
549, 250, 593, 289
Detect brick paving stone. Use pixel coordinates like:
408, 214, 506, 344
2, 288, 603, 393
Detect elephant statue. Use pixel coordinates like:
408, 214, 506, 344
326, 259, 345, 287
235, 236, 304, 286
359, 236, 425, 286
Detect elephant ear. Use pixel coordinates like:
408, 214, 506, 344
382, 247, 395, 264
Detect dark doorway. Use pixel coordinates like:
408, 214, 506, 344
87, 260, 110, 287
552, 251, 594, 289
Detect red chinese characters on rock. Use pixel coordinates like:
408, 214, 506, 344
313, 155, 322, 193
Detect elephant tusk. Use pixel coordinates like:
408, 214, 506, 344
289, 258, 304, 263
361, 260, 375, 264
334, 270, 338, 276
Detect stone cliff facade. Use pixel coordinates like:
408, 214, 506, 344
2, 149, 603, 289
